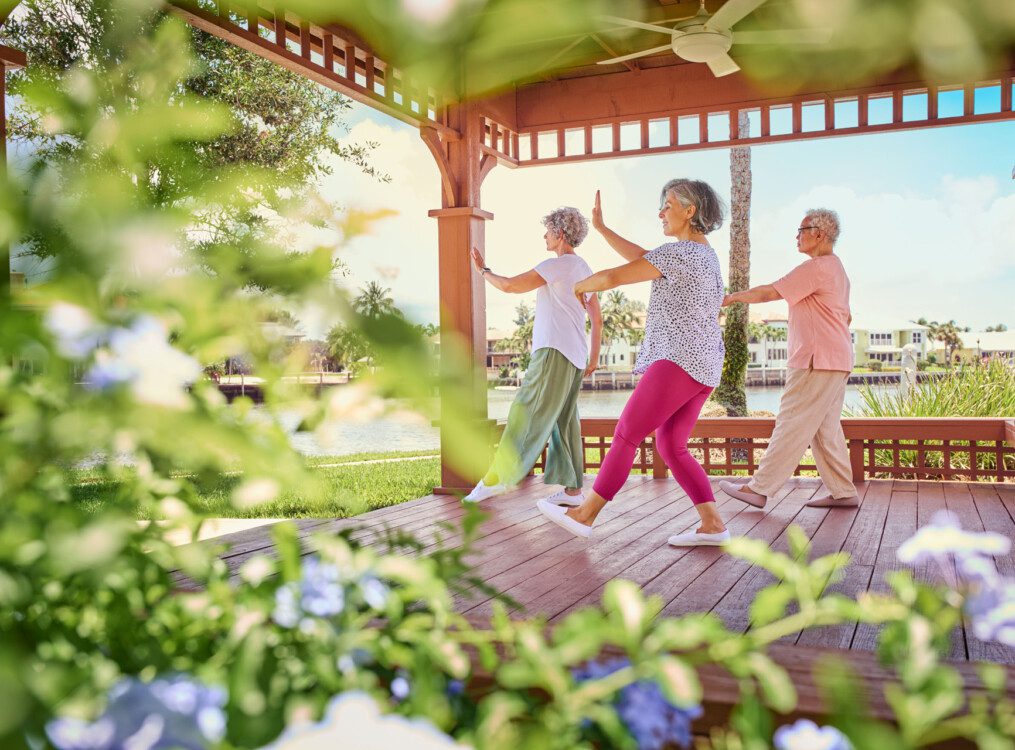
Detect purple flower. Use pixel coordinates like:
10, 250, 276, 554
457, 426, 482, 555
45, 302, 105, 359
574, 658, 702, 750
359, 573, 390, 610
774, 719, 851, 750
391, 670, 411, 701
897, 511, 1010, 567
45, 674, 227, 750
84, 315, 201, 408
898, 512, 1015, 648
273, 557, 345, 630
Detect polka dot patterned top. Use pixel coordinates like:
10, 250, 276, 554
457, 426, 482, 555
635, 241, 725, 387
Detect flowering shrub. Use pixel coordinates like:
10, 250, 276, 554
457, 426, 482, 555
1, 3, 1012, 750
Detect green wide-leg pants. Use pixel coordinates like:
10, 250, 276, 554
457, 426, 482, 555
484, 347, 585, 489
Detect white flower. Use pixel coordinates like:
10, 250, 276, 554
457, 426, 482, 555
897, 511, 1010, 565
45, 302, 104, 359
773, 719, 851, 750
260, 692, 468, 750
233, 478, 282, 509
85, 316, 201, 409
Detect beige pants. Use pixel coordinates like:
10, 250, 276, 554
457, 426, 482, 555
748, 367, 856, 499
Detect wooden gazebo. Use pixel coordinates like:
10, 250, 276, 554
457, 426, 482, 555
2, 1, 1014, 496
157, 0, 1015, 492
5, 2, 1013, 724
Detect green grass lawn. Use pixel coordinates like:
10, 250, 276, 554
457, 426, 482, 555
72, 451, 442, 519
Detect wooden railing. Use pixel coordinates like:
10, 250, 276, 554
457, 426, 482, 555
528, 418, 1015, 483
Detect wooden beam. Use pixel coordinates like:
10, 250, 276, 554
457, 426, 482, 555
0, 44, 27, 70
168, 2, 444, 132
589, 33, 640, 74
514, 59, 1015, 132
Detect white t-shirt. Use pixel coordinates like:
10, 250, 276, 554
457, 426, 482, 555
532, 254, 594, 370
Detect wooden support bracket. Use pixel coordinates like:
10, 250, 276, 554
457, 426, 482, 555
478, 153, 498, 186
420, 125, 459, 207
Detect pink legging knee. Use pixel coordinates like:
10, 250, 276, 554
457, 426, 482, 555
593, 360, 715, 504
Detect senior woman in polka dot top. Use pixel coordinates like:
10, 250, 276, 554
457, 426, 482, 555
537, 179, 731, 547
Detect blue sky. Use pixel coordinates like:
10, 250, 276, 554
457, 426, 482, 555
8, 85, 1012, 340
312, 100, 1013, 339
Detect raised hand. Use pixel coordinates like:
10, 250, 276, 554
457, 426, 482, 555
591, 190, 605, 233
470, 246, 485, 272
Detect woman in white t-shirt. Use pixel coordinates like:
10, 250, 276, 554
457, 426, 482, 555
464, 207, 603, 504
537, 180, 732, 548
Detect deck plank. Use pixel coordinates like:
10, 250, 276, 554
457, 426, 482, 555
851, 483, 918, 652
943, 482, 1015, 665
797, 480, 888, 649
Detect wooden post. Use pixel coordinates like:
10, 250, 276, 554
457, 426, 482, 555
427, 103, 492, 493
849, 439, 865, 482
2, 45, 27, 312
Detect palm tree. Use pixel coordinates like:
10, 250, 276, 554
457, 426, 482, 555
499, 302, 535, 370
918, 318, 964, 367
325, 324, 369, 371
353, 281, 399, 319
714, 111, 752, 416
600, 290, 638, 365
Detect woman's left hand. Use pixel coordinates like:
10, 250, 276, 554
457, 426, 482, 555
721, 294, 734, 307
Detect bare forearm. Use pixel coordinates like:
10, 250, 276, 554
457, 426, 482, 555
577, 268, 621, 295
597, 226, 648, 262
589, 319, 603, 364
483, 272, 517, 293
726, 284, 782, 304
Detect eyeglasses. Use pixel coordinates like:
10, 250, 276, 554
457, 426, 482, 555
796, 225, 819, 235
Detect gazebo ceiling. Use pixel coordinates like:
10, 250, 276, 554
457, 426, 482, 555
167, 0, 1015, 169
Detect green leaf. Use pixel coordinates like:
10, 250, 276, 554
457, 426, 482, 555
787, 525, 811, 560
602, 579, 652, 645
977, 662, 1006, 694
654, 656, 702, 708
747, 654, 797, 714
749, 584, 796, 627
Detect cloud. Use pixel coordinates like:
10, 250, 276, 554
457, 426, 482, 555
303, 104, 1013, 339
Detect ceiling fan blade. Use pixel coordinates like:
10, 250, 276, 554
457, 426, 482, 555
706, 0, 768, 30
706, 52, 741, 77
733, 29, 831, 45
598, 15, 683, 36
596, 44, 674, 66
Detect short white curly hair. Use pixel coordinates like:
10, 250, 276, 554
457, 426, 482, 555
804, 208, 841, 244
541, 207, 589, 248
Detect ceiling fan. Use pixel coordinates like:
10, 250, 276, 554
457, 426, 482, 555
598, 0, 826, 78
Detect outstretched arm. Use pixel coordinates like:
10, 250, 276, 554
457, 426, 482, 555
471, 247, 545, 294
592, 190, 649, 262
722, 284, 782, 306
574, 257, 661, 303
585, 292, 603, 377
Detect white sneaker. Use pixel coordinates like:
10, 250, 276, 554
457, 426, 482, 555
667, 529, 731, 547
543, 488, 585, 507
536, 499, 592, 539
463, 480, 509, 503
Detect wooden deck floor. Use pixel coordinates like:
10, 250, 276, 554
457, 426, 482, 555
184, 475, 1015, 665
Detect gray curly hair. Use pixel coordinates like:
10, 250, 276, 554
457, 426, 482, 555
804, 208, 841, 244
660, 178, 726, 235
541, 207, 589, 248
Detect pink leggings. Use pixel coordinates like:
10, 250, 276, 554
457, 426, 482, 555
593, 360, 716, 504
